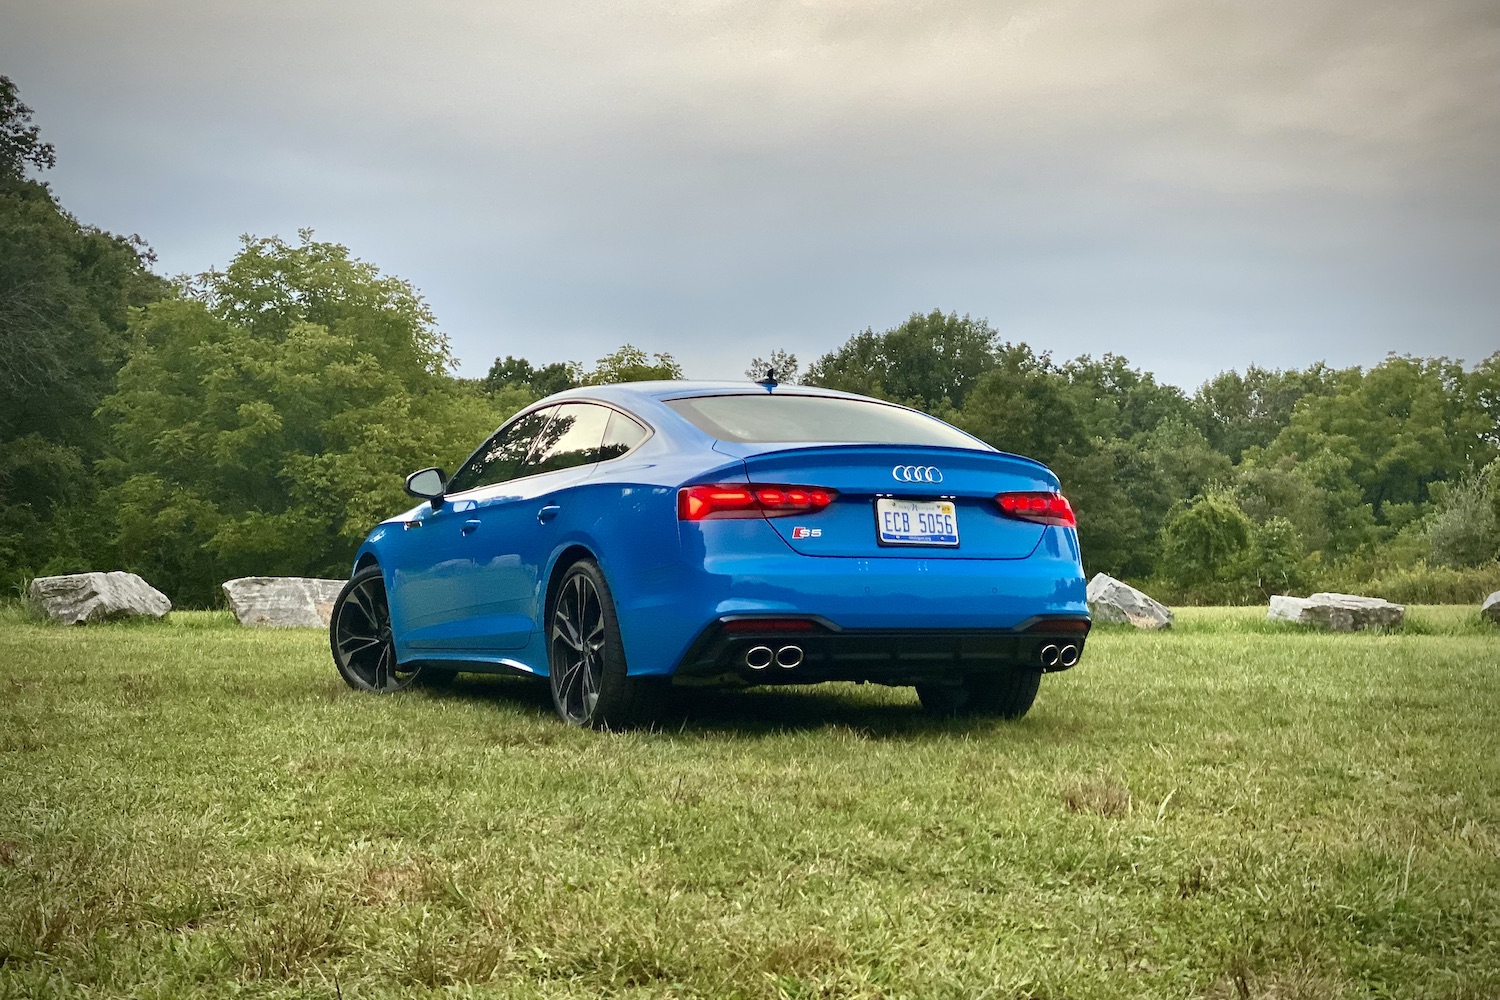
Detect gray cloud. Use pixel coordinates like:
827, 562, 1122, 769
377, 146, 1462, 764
5, 0, 1498, 388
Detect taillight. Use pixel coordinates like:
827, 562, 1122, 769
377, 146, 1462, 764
678, 484, 837, 520
996, 491, 1077, 528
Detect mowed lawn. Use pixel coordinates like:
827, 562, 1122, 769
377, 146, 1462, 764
1, 607, 1497, 999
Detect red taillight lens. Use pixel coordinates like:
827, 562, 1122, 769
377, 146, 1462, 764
678, 484, 837, 520
996, 491, 1077, 528
678, 486, 758, 520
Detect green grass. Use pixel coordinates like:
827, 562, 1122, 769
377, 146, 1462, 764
1, 606, 1497, 999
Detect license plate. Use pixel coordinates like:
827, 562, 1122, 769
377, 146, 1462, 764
876, 498, 959, 547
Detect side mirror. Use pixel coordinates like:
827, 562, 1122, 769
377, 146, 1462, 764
404, 467, 448, 507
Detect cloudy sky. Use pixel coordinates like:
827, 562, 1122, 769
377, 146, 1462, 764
5, 1, 1498, 389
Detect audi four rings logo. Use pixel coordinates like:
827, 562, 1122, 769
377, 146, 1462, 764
892, 465, 943, 483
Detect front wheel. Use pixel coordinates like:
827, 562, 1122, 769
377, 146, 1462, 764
548, 559, 666, 728
330, 566, 423, 693
916, 668, 1042, 719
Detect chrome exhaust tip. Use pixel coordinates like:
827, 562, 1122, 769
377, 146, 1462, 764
775, 645, 804, 669
1058, 644, 1079, 668
745, 645, 774, 670
1039, 644, 1060, 668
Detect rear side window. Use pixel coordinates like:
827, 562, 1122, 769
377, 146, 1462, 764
600, 410, 649, 460
665, 394, 985, 449
528, 403, 612, 475
446, 407, 555, 494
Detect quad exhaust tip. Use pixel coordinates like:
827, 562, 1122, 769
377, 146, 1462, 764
776, 645, 803, 669
745, 645, 773, 670
1059, 644, 1079, 667
1039, 644, 1060, 668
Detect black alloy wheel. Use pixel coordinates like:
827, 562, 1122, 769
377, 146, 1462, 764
548, 559, 667, 728
330, 566, 422, 693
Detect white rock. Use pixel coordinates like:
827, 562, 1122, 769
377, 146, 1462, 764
1268, 592, 1404, 631
1482, 591, 1500, 625
221, 577, 347, 628
1086, 573, 1174, 630
28, 572, 171, 625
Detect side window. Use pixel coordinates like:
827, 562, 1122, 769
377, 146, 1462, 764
600, 410, 649, 461
527, 403, 611, 475
445, 407, 555, 495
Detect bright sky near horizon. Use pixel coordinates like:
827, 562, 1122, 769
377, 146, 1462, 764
4, 1, 1498, 389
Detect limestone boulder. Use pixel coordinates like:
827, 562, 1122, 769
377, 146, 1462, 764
1086, 573, 1174, 630
28, 572, 171, 625
1482, 591, 1500, 626
221, 577, 346, 628
1268, 592, 1404, 631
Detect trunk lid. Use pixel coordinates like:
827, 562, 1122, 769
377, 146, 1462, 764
726, 444, 1059, 559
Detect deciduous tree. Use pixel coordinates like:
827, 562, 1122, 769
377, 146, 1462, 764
100, 234, 511, 603
576, 344, 683, 385
0, 76, 163, 591
805, 310, 999, 410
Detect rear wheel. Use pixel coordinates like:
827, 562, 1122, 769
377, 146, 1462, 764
330, 566, 424, 693
916, 668, 1041, 719
548, 559, 666, 728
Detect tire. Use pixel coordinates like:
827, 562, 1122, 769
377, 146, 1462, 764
547, 559, 667, 729
916, 668, 1042, 719
329, 566, 424, 693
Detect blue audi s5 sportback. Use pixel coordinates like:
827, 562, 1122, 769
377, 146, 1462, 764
329, 380, 1090, 727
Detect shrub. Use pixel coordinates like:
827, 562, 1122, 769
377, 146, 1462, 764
1317, 561, 1500, 606
1427, 462, 1500, 568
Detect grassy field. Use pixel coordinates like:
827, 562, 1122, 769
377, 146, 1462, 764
1, 606, 1497, 999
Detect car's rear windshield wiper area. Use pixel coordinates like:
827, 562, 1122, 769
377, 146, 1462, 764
665, 394, 986, 448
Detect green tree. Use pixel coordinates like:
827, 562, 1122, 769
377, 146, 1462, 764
805, 310, 999, 410
100, 234, 511, 604
576, 344, 683, 385
1062, 353, 1194, 441
958, 344, 1083, 463
1138, 417, 1233, 503
1465, 352, 1500, 455
1232, 458, 1334, 556
0, 76, 56, 178
1265, 355, 1494, 517
1246, 516, 1306, 598
1427, 461, 1500, 568
745, 348, 799, 384
1157, 491, 1254, 597
484, 354, 576, 397
1051, 438, 1174, 580
1192, 363, 1340, 462
484, 354, 535, 391
0, 76, 164, 591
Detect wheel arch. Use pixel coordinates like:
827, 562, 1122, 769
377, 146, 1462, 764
354, 551, 380, 573
543, 543, 601, 623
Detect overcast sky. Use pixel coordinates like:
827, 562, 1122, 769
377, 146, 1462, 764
5, 0, 1498, 389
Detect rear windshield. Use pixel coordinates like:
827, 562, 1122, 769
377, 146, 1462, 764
665, 394, 986, 449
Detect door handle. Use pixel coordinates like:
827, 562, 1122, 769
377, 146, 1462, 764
538, 504, 561, 524
461, 518, 481, 535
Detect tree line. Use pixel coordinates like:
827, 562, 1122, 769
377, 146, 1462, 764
3, 76, 1497, 607
800, 311, 1499, 605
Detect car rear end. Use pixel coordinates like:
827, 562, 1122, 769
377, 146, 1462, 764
652, 390, 1089, 692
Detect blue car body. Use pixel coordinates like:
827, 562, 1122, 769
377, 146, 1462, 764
351, 381, 1089, 688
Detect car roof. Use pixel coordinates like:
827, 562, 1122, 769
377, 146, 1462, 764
545, 380, 879, 407
494, 379, 1037, 466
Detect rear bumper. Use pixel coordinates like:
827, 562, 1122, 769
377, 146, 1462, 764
613, 519, 1089, 678
672, 615, 1090, 687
